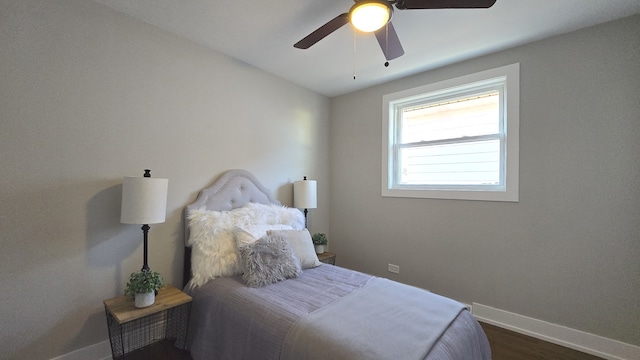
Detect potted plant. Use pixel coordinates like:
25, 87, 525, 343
312, 233, 328, 254
124, 269, 165, 308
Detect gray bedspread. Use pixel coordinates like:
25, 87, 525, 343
185, 265, 491, 360
281, 277, 466, 360
186, 264, 372, 360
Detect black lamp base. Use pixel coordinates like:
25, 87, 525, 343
141, 224, 150, 272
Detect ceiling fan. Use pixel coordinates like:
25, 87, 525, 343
294, 0, 497, 61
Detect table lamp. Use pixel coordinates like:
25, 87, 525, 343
293, 176, 317, 228
121, 169, 168, 271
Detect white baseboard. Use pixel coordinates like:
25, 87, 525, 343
472, 303, 640, 360
49, 340, 111, 360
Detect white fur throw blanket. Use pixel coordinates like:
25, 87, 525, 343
187, 203, 305, 287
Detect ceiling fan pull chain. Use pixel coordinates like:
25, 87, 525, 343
384, 24, 390, 68
386, 23, 389, 53
353, 30, 357, 80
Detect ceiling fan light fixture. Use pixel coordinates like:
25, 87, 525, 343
350, 1, 391, 33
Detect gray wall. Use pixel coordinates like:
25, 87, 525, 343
329, 15, 640, 346
0, 1, 330, 359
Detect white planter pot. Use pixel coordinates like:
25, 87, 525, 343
315, 245, 325, 254
134, 291, 155, 308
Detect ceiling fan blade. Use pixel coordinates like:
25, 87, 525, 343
395, 0, 497, 10
374, 21, 404, 60
294, 13, 350, 49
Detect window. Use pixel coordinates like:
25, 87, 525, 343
382, 63, 519, 202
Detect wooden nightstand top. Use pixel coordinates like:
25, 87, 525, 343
104, 284, 192, 325
317, 252, 336, 264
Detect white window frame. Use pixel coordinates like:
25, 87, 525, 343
382, 63, 520, 202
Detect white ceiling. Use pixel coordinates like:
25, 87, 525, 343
92, 0, 640, 97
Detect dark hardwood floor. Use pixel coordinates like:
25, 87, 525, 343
121, 339, 192, 360
123, 323, 605, 360
481, 322, 604, 360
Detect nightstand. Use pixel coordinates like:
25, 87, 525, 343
104, 284, 192, 360
317, 251, 336, 265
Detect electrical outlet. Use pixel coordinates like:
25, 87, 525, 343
388, 264, 400, 274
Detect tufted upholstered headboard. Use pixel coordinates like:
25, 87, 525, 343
183, 169, 281, 286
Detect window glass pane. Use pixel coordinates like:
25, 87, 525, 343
400, 92, 499, 144
399, 139, 500, 185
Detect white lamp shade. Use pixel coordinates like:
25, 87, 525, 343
121, 176, 168, 224
294, 179, 317, 209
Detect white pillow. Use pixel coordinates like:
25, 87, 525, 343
187, 204, 303, 287
187, 204, 304, 248
267, 229, 321, 269
235, 224, 294, 247
235, 229, 257, 248
244, 203, 305, 230
187, 227, 242, 288
239, 224, 294, 240
190, 228, 242, 286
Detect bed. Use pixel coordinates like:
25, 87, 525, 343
182, 169, 491, 360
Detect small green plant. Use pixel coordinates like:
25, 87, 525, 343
312, 233, 328, 246
124, 269, 165, 296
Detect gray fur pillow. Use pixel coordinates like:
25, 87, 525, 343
238, 234, 302, 288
